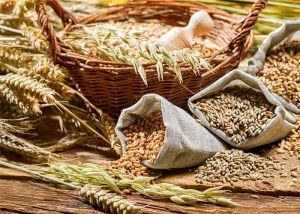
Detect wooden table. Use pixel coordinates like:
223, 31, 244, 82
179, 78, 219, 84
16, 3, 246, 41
1, 172, 300, 214
1, 116, 300, 213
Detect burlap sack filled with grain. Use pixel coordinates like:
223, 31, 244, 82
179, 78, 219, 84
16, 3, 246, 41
188, 70, 296, 150
115, 94, 227, 170
246, 21, 300, 114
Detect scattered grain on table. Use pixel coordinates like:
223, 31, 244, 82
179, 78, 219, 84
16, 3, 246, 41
195, 149, 283, 185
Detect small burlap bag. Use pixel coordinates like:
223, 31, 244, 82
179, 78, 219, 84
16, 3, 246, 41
247, 21, 300, 114
116, 94, 227, 169
188, 70, 296, 150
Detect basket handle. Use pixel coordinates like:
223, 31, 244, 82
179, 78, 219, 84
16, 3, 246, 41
228, 0, 268, 57
37, 0, 77, 60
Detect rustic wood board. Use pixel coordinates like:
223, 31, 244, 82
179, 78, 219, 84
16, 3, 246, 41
1, 177, 300, 214
0, 179, 102, 214
0, 115, 300, 213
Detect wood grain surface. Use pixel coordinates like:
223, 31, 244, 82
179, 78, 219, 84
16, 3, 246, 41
0, 116, 299, 213
1, 178, 300, 214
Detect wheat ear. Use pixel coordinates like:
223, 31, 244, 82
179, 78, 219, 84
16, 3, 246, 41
0, 133, 52, 162
80, 185, 141, 214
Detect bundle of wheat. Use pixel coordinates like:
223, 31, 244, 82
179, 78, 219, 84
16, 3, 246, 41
0, 0, 121, 161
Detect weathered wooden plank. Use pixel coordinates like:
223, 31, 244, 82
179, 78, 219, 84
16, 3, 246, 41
1, 178, 300, 214
0, 179, 102, 214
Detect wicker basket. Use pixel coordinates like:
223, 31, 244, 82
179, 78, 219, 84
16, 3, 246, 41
38, 0, 267, 117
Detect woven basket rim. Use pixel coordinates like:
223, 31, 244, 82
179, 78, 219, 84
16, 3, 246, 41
37, 0, 267, 79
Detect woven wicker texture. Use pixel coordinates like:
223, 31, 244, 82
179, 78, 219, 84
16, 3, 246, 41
37, 0, 267, 117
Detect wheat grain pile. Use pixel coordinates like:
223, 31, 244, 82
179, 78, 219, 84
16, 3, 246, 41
194, 86, 275, 144
112, 111, 164, 176
277, 114, 300, 155
257, 40, 300, 109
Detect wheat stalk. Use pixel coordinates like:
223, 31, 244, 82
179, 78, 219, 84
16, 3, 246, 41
0, 44, 66, 82
0, 43, 109, 145
0, 160, 237, 213
22, 26, 49, 52
0, 73, 55, 107
11, 0, 38, 17
0, 132, 52, 162
0, 114, 52, 163
0, 0, 38, 31
0, 46, 33, 64
0, 70, 108, 144
0, 160, 140, 213
0, 83, 41, 114
48, 82, 74, 101
101, 113, 122, 156
49, 133, 101, 152
0, 98, 25, 118
0, 134, 46, 162
0, 160, 78, 188
80, 185, 141, 214
0, 73, 57, 104
0, 0, 113, 157
0, 117, 31, 133
59, 83, 119, 151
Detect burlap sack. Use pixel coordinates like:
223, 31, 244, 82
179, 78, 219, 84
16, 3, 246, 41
247, 21, 300, 114
115, 94, 227, 170
188, 70, 296, 150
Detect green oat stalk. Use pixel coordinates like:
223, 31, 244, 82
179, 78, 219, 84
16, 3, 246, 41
40, 163, 238, 207
65, 26, 211, 85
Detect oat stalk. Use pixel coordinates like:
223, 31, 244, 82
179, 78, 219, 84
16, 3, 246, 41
0, 160, 141, 213
65, 26, 212, 84
0, 160, 79, 189
40, 163, 238, 206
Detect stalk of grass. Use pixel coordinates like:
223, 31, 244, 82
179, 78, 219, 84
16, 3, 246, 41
0, 160, 79, 188
65, 25, 211, 85
0, 160, 141, 213
40, 163, 238, 206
